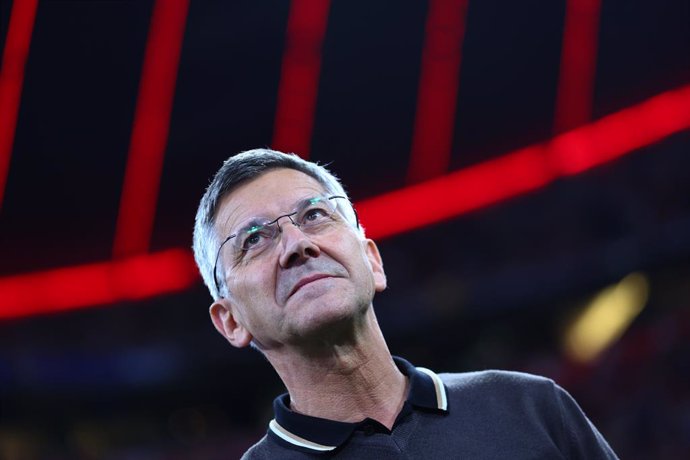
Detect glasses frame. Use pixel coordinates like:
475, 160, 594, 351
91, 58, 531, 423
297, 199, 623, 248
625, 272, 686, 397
212, 195, 358, 296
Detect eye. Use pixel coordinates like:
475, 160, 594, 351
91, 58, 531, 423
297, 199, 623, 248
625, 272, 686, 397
300, 201, 333, 227
239, 225, 272, 251
304, 207, 329, 222
245, 232, 262, 247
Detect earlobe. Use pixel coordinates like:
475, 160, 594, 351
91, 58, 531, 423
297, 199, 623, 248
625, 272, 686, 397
209, 300, 253, 348
364, 239, 387, 292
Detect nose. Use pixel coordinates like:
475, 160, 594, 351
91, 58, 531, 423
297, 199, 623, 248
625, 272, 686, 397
277, 220, 321, 268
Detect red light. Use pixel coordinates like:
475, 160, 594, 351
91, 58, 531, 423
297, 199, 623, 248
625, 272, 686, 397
0, 249, 199, 320
112, 0, 190, 258
407, 0, 468, 183
554, 0, 601, 133
361, 146, 552, 239
271, 0, 331, 159
361, 83, 690, 239
0, 0, 39, 210
550, 84, 690, 175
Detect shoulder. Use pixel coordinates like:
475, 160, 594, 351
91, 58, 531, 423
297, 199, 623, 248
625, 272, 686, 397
240, 435, 273, 460
439, 369, 565, 416
439, 369, 559, 401
433, 370, 618, 458
440, 369, 556, 393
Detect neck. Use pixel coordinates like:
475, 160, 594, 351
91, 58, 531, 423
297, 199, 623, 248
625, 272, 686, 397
265, 310, 407, 429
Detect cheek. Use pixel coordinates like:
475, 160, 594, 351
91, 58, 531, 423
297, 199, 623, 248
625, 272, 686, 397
226, 269, 279, 338
343, 244, 376, 287
230, 265, 277, 306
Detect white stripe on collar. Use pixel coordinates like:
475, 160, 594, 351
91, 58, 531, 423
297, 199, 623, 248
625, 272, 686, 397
269, 419, 337, 452
416, 367, 448, 411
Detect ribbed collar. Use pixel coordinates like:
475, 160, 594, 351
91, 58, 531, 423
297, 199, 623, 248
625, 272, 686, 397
267, 357, 448, 453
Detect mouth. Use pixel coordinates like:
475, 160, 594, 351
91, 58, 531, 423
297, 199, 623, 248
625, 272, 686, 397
289, 274, 333, 298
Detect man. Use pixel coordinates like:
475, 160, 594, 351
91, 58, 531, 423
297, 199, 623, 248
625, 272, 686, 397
193, 148, 617, 459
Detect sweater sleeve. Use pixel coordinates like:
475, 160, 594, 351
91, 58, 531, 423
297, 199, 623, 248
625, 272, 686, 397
551, 381, 619, 459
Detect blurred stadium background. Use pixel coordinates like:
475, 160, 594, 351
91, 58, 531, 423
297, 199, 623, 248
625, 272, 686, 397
1, 0, 689, 458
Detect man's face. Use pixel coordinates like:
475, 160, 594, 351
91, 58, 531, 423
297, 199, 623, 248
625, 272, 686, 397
211, 168, 386, 350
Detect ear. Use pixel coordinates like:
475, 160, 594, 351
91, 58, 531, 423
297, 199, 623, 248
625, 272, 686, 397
364, 239, 387, 292
209, 299, 253, 348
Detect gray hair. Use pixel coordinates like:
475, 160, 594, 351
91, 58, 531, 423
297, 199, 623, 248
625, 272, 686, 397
193, 148, 359, 300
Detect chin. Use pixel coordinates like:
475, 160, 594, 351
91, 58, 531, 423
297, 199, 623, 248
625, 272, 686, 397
287, 301, 364, 345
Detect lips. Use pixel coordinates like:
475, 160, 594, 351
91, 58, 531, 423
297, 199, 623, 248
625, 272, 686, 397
288, 273, 333, 298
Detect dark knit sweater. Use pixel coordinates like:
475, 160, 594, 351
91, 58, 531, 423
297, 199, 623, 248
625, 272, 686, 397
241, 357, 617, 459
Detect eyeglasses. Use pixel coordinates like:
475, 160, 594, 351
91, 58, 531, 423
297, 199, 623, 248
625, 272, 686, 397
213, 195, 358, 295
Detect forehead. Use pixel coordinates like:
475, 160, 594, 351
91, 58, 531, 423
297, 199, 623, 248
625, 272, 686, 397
215, 168, 327, 231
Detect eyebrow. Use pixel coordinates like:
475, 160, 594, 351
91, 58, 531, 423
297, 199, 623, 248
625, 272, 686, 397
235, 218, 272, 234
226, 195, 327, 234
